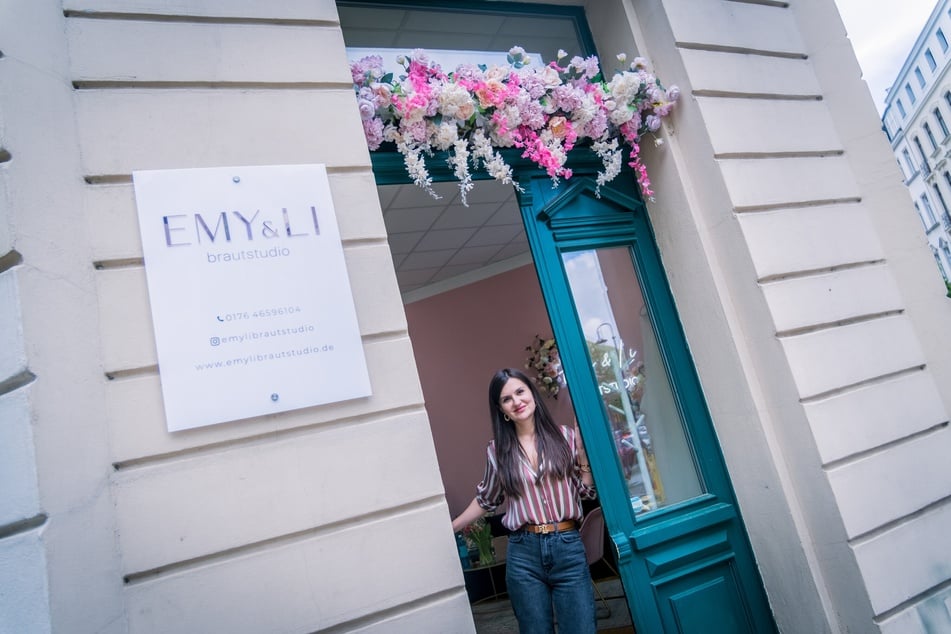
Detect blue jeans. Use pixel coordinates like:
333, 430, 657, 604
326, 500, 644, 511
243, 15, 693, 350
505, 528, 596, 634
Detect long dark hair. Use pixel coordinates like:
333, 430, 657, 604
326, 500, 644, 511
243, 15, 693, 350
488, 368, 572, 499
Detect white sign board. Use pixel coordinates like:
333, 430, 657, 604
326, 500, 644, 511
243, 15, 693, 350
133, 164, 371, 431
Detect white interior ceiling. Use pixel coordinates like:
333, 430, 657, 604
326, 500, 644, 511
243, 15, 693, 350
379, 179, 531, 302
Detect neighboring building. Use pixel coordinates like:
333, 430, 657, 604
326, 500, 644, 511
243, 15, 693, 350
4, 1, 951, 633
883, 0, 951, 282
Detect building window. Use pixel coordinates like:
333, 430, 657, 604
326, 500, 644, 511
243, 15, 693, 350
907, 83, 917, 104
885, 111, 901, 141
916, 202, 928, 229
916, 67, 926, 87
898, 99, 907, 118
903, 148, 917, 176
935, 247, 949, 281
939, 28, 949, 52
921, 193, 938, 226
934, 183, 951, 221
914, 136, 930, 173
925, 122, 939, 152
936, 108, 950, 138
942, 172, 951, 206
927, 49, 938, 71
942, 241, 951, 279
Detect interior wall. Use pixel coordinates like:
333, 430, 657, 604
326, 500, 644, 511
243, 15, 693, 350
405, 263, 576, 516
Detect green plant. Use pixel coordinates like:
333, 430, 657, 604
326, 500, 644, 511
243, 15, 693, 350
463, 517, 495, 566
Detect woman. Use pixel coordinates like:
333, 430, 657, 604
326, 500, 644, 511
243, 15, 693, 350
452, 368, 597, 634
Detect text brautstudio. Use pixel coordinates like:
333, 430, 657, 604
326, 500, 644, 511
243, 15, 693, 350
161, 207, 322, 263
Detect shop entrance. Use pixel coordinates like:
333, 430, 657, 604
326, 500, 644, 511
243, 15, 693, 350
345, 2, 774, 630
372, 159, 776, 632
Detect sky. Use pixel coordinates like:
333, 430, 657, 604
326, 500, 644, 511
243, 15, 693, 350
834, 0, 939, 113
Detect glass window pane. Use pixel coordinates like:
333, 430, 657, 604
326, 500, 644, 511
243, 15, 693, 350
339, 3, 589, 67
563, 247, 703, 515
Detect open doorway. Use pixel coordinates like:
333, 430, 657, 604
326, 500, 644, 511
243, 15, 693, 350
377, 179, 634, 632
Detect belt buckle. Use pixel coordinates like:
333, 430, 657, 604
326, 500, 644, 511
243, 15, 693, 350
538, 523, 554, 534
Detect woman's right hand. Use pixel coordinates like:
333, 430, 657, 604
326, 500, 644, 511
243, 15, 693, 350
451, 497, 488, 533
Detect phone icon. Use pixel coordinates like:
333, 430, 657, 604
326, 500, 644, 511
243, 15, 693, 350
216, 315, 224, 322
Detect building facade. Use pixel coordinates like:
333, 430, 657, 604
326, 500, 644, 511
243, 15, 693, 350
883, 0, 951, 284
3, 1, 951, 633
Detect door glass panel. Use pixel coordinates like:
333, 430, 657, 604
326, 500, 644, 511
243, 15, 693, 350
563, 247, 703, 514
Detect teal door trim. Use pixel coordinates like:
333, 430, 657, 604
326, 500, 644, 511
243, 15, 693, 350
368, 145, 606, 187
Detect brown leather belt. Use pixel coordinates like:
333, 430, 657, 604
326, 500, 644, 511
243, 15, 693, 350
522, 520, 577, 534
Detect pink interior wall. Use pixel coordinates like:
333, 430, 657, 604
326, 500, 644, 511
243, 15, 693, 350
405, 263, 576, 517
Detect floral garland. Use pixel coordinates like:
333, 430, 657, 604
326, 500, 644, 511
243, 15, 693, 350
351, 46, 679, 204
525, 335, 565, 399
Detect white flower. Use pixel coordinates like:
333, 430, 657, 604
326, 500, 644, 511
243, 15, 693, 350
534, 66, 560, 90
433, 122, 459, 150
485, 65, 509, 82
449, 138, 473, 205
396, 140, 438, 200
437, 83, 474, 120
592, 139, 622, 197
609, 107, 634, 125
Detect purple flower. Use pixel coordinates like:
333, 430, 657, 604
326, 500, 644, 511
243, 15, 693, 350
581, 56, 601, 79
362, 117, 384, 150
520, 74, 548, 100
350, 55, 383, 85
403, 119, 428, 144
552, 85, 585, 112
358, 98, 376, 120
583, 110, 609, 140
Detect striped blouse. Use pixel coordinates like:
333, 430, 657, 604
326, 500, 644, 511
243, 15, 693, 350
476, 425, 597, 532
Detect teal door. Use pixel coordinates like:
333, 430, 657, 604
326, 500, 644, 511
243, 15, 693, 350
517, 170, 776, 633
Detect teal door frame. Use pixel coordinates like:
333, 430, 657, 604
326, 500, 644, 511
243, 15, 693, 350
514, 165, 776, 632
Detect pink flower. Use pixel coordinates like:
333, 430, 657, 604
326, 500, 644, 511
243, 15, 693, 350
475, 79, 507, 108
